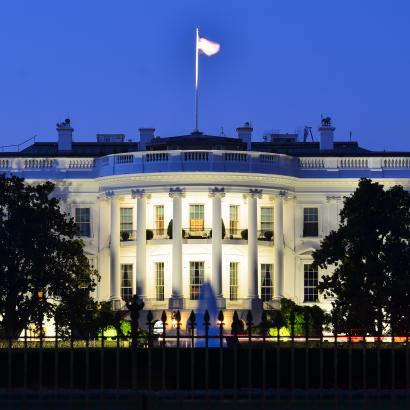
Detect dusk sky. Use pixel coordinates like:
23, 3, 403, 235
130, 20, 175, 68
0, 0, 409, 151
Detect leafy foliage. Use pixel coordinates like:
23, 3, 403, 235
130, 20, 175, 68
313, 178, 410, 335
0, 175, 98, 338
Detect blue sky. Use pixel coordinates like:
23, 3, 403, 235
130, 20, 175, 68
0, 0, 409, 151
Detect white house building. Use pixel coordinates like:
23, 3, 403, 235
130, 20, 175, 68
1, 117, 409, 325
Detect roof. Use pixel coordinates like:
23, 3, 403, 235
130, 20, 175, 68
0, 133, 409, 158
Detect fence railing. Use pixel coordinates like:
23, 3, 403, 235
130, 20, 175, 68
1, 307, 409, 392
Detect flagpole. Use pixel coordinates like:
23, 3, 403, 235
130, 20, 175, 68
195, 26, 199, 132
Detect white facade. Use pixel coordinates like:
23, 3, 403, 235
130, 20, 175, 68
2, 125, 410, 322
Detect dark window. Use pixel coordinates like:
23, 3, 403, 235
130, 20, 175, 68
121, 264, 133, 302
303, 208, 318, 237
261, 264, 273, 301
190, 261, 204, 300
304, 264, 318, 302
75, 208, 91, 237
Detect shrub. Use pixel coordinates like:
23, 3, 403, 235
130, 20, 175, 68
264, 230, 273, 241
146, 229, 154, 240
121, 231, 130, 241
241, 229, 248, 240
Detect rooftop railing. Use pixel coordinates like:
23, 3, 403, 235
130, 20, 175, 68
2, 150, 410, 177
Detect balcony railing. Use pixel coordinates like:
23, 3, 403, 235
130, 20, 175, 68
257, 229, 274, 242
224, 229, 244, 240
121, 228, 273, 242
147, 229, 169, 240
120, 230, 136, 241
183, 228, 212, 239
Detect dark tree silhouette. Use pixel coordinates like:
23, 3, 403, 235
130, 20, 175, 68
313, 178, 410, 335
0, 175, 98, 338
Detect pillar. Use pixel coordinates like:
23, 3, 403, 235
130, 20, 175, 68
209, 187, 226, 308
247, 189, 262, 306
108, 192, 121, 308
132, 189, 147, 298
169, 187, 185, 309
274, 191, 285, 299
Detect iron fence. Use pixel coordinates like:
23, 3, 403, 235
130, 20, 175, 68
0, 308, 409, 392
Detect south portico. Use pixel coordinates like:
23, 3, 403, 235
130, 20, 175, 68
103, 184, 288, 314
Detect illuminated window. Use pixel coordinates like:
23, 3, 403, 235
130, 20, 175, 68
121, 264, 133, 302
304, 264, 318, 302
261, 264, 273, 301
154, 205, 164, 235
303, 208, 319, 237
229, 262, 239, 301
190, 261, 204, 300
75, 208, 91, 237
229, 205, 239, 234
155, 262, 165, 301
120, 208, 133, 232
189, 204, 204, 231
260, 207, 273, 232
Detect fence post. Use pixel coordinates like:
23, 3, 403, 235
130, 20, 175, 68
290, 309, 295, 390
246, 310, 253, 394
218, 310, 225, 391
189, 310, 196, 393
231, 310, 240, 399
175, 310, 181, 390
161, 310, 167, 390
204, 310, 210, 392
146, 310, 153, 391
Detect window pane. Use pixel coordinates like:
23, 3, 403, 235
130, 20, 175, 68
120, 208, 133, 232
75, 208, 91, 237
260, 207, 273, 231
229, 205, 239, 233
303, 263, 318, 302
230, 262, 239, 301
155, 205, 164, 234
190, 261, 204, 300
121, 264, 133, 302
261, 264, 273, 301
155, 262, 164, 301
189, 205, 204, 231
303, 208, 319, 237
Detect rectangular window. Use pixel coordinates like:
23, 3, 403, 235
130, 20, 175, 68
260, 207, 273, 232
155, 262, 165, 301
190, 261, 204, 300
304, 264, 318, 302
121, 264, 133, 302
303, 208, 319, 237
229, 205, 239, 234
120, 208, 133, 232
154, 205, 164, 235
75, 208, 91, 237
189, 204, 204, 231
261, 264, 273, 301
229, 262, 239, 301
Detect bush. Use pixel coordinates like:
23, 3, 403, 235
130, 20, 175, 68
121, 231, 130, 241
146, 229, 154, 240
264, 230, 273, 241
210, 219, 227, 239
241, 229, 248, 240
167, 220, 173, 239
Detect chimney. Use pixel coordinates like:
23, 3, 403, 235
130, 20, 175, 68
57, 118, 74, 151
138, 128, 155, 151
236, 122, 253, 150
318, 116, 335, 150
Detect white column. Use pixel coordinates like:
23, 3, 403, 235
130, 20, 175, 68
274, 192, 285, 299
209, 187, 226, 308
108, 192, 121, 308
247, 189, 262, 303
132, 189, 147, 298
169, 187, 185, 309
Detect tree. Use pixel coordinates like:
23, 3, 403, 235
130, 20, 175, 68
0, 175, 98, 338
313, 178, 410, 335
